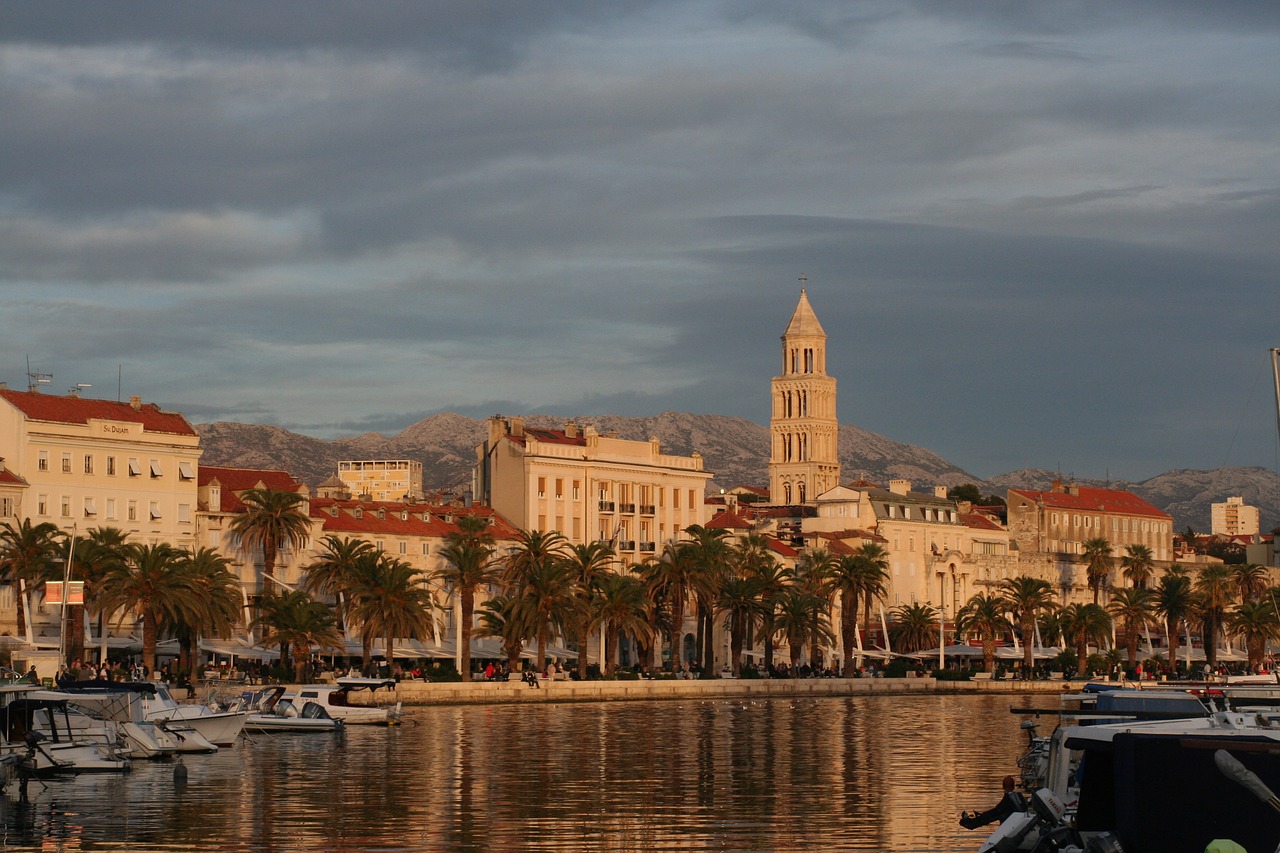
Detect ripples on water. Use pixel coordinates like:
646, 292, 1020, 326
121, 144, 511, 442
2, 694, 1029, 853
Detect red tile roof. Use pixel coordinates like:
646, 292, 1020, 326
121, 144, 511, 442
199, 466, 305, 513
707, 509, 753, 530
1009, 486, 1169, 520
961, 513, 1005, 531
309, 498, 519, 541
0, 466, 27, 486
767, 538, 799, 558
0, 389, 197, 436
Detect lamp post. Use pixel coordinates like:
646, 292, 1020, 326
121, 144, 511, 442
58, 525, 78, 669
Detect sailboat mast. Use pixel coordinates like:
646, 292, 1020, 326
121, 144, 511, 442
1272, 348, 1280, 448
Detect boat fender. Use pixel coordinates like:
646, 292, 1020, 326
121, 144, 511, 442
174, 761, 188, 786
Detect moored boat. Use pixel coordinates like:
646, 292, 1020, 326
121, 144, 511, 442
286, 678, 402, 726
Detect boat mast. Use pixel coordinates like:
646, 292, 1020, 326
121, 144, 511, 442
1272, 348, 1280, 451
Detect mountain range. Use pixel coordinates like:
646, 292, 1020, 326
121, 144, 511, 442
195, 411, 1279, 533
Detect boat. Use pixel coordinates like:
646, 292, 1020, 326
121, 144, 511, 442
285, 678, 403, 726
64, 681, 233, 751
48, 687, 180, 760
0, 687, 131, 774
235, 686, 343, 734
974, 686, 1280, 852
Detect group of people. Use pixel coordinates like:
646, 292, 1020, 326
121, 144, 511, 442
54, 658, 168, 686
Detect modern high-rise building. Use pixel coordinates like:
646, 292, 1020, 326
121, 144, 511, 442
1211, 496, 1260, 537
769, 288, 840, 504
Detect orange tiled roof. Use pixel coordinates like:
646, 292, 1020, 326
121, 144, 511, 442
309, 498, 519, 541
1010, 486, 1169, 520
0, 466, 27, 486
0, 389, 197, 436
707, 509, 753, 530
199, 466, 305, 513
961, 513, 1004, 531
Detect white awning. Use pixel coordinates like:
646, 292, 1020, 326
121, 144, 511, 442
128, 458, 141, 476
178, 460, 195, 480
150, 460, 163, 477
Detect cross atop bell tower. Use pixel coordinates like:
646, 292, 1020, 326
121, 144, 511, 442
769, 283, 840, 505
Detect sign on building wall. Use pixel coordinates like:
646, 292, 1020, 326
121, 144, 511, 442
44, 581, 84, 606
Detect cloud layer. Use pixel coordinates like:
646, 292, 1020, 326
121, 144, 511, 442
3, 2, 1278, 481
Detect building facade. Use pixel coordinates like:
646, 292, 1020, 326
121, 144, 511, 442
474, 416, 713, 558
1211, 496, 1260, 537
769, 289, 840, 504
336, 459, 424, 502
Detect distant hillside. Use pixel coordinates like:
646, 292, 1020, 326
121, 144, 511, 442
196, 413, 1280, 531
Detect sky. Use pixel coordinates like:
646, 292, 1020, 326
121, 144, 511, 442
3, 2, 1278, 482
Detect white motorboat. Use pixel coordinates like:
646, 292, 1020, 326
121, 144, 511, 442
1, 690, 131, 774
237, 686, 343, 734
75, 680, 244, 749
51, 687, 180, 760
286, 678, 403, 726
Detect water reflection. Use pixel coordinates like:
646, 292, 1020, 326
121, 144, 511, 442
5, 694, 1028, 852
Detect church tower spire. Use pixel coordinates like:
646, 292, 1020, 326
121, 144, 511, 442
769, 282, 840, 504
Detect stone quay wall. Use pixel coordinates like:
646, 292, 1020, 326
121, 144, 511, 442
346, 676, 1079, 708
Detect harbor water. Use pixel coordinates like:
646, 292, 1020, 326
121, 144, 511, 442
3, 693, 1029, 852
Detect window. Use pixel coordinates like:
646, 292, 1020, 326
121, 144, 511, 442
128, 458, 141, 477
127, 500, 137, 521
38, 494, 48, 516
61, 496, 71, 517
673, 489, 681, 509
0, 497, 11, 518
398, 541, 407, 555
149, 502, 162, 520
38, 451, 49, 472
421, 543, 430, 556
105, 498, 116, 520
555, 479, 563, 499
210, 531, 220, 548
572, 481, 580, 501
106, 456, 116, 476
84, 455, 94, 474
374, 539, 384, 551
537, 477, 546, 498
83, 497, 96, 517
177, 504, 190, 523
149, 460, 163, 478
61, 453, 71, 473
178, 461, 195, 480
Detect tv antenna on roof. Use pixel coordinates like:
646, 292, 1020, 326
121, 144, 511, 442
68, 383, 91, 397
25, 356, 51, 392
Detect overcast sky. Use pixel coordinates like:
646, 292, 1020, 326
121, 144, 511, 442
4, 2, 1278, 482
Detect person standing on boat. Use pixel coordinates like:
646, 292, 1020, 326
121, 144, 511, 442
959, 776, 1026, 829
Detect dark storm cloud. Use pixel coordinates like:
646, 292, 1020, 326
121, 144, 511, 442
2, 1, 1278, 480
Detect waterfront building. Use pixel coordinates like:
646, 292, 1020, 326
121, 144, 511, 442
1006, 482, 1174, 602
809, 479, 1015, 616
0, 459, 25, 522
769, 288, 840, 504
1211, 495, 1260, 537
473, 416, 713, 558
336, 459, 424, 502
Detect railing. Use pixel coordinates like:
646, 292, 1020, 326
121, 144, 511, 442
639, 542, 656, 553
598, 501, 615, 512
619, 503, 636, 513
639, 505, 655, 515
617, 540, 636, 551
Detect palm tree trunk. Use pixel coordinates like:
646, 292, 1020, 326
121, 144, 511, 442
460, 588, 474, 682
142, 606, 158, 673
577, 624, 590, 680
670, 589, 684, 672
841, 590, 858, 677
604, 626, 617, 676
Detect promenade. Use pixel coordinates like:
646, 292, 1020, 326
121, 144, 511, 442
361, 675, 1079, 707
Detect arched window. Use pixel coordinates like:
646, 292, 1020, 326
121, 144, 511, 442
784, 483, 792, 503
798, 482, 806, 503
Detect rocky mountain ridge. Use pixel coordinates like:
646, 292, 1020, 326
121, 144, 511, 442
196, 412, 1279, 532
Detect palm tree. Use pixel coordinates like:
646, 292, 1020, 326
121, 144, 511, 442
1227, 600, 1280, 671
1195, 564, 1237, 668
1232, 563, 1269, 604
93, 543, 203, 672
1081, 537, 1113, 604
595, 573, 653, 675
716, 575, 767, 676
790, 549, 837, 670
347, 554, 435, 670
171, 547, 243, 681
562, 540, 615, 679
502, 529, 569, 588
1107, 587, 1156, 669
1154, 573, 1195, 674
745, 557, 788, 673
851, 543, 890, 659
683, 524, 731, 671
69, 526, 130, 664
956, 593, 1009, 674
509, 556, 577, 671
303, 535, 379, 668
641, 542, 699, 671
436, 515, 499, 682
999, 575, 1058, 673
773, 588, 834, 671
890, 602, 940, 654
477, 593, 528, 673
251, 590, 344, 682
227, 488, 311, 585
0, 519, 62, 638
1119, 544, 1155, 589
1059, 603, 1112, 677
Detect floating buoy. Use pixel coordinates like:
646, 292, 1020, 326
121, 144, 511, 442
174, 762, 188, 785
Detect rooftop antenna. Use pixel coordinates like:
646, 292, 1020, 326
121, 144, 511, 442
68, 383, 92, 397
25, 356, 51, 393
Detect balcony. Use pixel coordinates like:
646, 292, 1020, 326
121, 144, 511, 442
639, 505, 655, 515
617, 540, 636, 551
619, 503, 636, 514
598, 501, 615, 512
639, 541, 656, 553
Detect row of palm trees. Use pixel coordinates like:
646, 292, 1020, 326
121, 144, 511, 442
947, 559, 1280, 677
